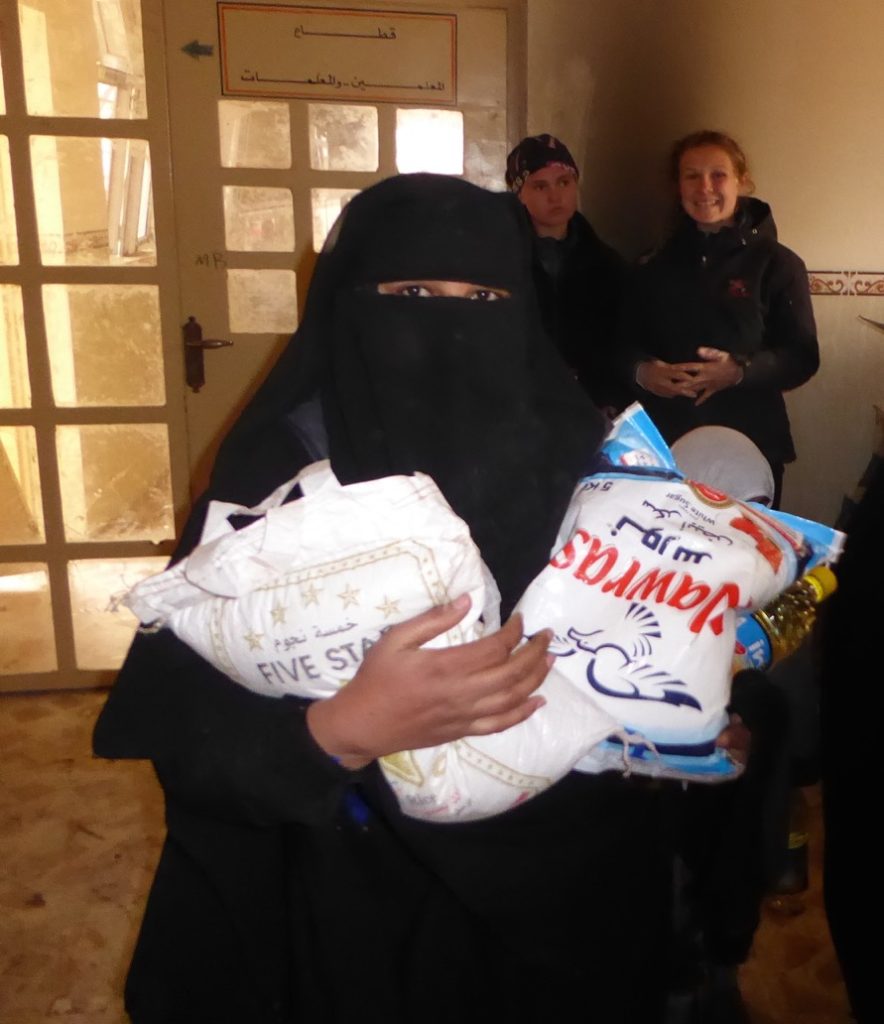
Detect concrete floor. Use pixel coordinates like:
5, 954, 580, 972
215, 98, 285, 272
1, 692, 161, 1024
0, 690, 853, 1023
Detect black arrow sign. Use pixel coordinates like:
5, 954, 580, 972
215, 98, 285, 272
182, 40, 214, 59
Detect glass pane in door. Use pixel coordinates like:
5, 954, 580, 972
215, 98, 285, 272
311, 188, 359, 253
43, 283, 165, 406
463, 108, 507, 191
308, 104, 378, 171
69, 556, 167, 669
227, 269, 297, 334
0, 563, 57, 674
0, 136, 19, 264
218, 100, 291, 168
18, 0, 147, 118
223, 186, 294, 252
1, 285, 30, 408
0, 426, 45, 544
395, 109, 464, 174
31, 135, 155, 266
56, 423, 174, 542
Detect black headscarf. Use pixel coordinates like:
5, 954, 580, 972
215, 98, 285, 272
95, 173, 605, 761
206, 173, 605, 614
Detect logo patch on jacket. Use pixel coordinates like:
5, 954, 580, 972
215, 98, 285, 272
728, 278, 750, 298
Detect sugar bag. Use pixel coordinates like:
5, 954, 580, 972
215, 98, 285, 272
515, 404, 843, 782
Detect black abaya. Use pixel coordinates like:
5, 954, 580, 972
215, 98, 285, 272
94, 174, 670, 1023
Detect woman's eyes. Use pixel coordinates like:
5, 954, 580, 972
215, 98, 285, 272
683, 170, 731, 182
529, 178, 571, 191
381, 284, 507, 300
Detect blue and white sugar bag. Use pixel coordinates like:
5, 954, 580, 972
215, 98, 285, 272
515, 403, 843, 782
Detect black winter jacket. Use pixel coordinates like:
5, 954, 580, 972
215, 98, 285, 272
622, 197, 819, 465
532, 211, 631, 410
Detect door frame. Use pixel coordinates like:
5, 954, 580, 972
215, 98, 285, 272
0, 0, 190, 691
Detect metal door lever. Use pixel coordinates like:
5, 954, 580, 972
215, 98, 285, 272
183, 315, 233, 392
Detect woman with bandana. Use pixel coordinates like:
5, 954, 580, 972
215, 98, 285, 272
94, 174, 671, 1024
505, 133, 630, 414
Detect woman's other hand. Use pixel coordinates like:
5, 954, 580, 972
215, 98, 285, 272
715, 711, 752, 766
306, 595, 552, 769
635, 358, 704, 399
686, 346, 745, 405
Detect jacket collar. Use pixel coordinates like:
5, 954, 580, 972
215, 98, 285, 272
670, 196, 777, 256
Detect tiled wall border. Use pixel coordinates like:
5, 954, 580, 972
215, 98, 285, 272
808, 270, 884, 296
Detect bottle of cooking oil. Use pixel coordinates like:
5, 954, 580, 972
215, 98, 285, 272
734, 564, 838, 671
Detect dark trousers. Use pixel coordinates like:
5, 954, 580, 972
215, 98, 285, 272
669, 670, 790, 968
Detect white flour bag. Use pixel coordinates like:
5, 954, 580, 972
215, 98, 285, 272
124, 461, 619, 821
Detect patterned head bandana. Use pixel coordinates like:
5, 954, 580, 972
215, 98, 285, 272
505, 133, 579, 194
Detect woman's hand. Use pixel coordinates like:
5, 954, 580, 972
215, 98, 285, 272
306, 595, 552, 769
635, 358, 704, 399
685, 346, 745, 405
715, 712, 751, 766
636, 349, 744, 404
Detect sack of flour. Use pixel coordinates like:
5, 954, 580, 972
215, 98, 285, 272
516, 404, 843, 782
125, 461, 497, 697
124, 460, 619, 821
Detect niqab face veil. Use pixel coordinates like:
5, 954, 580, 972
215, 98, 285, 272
204, 173, 606, 614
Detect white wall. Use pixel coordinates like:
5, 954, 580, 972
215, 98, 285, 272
526, 0, 884, 525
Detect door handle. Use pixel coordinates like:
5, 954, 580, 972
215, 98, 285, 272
183, 315, 233, 392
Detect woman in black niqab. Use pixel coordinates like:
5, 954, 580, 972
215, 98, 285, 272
94, 175, 669, 1024
208, 171, 603, 614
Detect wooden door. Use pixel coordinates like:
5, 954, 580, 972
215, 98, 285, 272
0, 0, 522, 691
